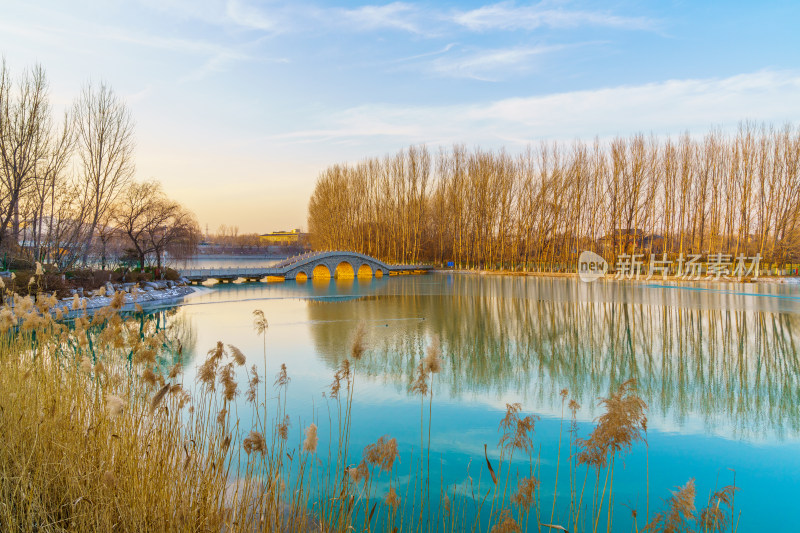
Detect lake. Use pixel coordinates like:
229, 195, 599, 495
173, 255, 283, 270
165, 272, 800, 531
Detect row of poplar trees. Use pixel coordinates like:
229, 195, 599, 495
0, 60, 199, 269
308, 124, 800, 271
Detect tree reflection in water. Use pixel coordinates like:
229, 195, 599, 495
307, 275, 800, 439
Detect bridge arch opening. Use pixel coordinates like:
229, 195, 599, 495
295, 271, 308, 282
335, 261, 355, 279
357, 264, 373, 278
375, 269, 384, 278
312, 264, 331, 279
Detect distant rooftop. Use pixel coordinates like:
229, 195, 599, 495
260, 229, 302, 236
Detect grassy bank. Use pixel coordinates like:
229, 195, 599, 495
0, 292, 741, 532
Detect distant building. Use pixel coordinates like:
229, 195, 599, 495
259, 229, 304, 245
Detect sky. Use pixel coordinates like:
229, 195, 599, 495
2, 0, 800, 234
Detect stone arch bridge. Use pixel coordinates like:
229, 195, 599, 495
178, 251, 432, 283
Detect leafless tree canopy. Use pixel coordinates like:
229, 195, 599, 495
73, 81, 135, 259
113, 181, 200, 269
308, 126, 800, 272
0, 60, 199, 270
0, 61, 52, 249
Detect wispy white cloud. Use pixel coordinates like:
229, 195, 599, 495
135, 0, 229, 26
0, 3, 277, 83
0, 13, 233, 59
319, 1, 654, 37
225, 0, 283, 32
387, 43, 458, 64
266, 70, 800, 149
452, 1, 655, 32
429, 44, 566, 80
133, 0, 652, 38
334, 2, 425, 34
101, 28, 238, 56
475, 70, 800, 135
178, 51, 246, 82
180, 50, 290, 82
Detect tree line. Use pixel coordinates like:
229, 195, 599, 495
308, 124, 800, 272
0, 60, 199, 270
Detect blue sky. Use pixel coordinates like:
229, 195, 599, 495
2, 0, 799, 232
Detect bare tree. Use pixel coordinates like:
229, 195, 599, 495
21, 109, 76, 262
113, 180, 152, 269
308, 125, 800, 273
0, 61, 51, 251
113, 180, 199, 270
74, 81, 135, 263
145, 196, 199, 270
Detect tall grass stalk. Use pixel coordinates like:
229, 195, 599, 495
0, 293, 743, 532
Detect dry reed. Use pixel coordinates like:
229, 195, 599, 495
0, 294, 742, 533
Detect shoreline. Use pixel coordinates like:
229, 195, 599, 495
2, 285, 196, 319
59, 286, 196, 317
430, 268, 800, 284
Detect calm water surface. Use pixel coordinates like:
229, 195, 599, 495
166, 274, 800, 531
174, 256, 282, 269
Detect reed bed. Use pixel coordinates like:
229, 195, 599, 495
0, 289, 741, 532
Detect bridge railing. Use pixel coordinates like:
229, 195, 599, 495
178, 252, 434, 280
270, 251, 323, 269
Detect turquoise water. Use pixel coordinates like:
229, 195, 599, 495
168, 274, 800, 531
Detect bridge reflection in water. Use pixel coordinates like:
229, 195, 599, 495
305, 274, 800, 439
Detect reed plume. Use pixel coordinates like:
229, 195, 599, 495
351, 322, 366, 360
243, 431, 267, 455
0, 308, 15, 332
168, 363, 182, 379
385, 486, 400, 510
490, 509, 521, 533
303, 423, 319, 453
277, 415, 290, 440
253, 309, 268, 334
499, 402, 538, 454
699, 484, 738, 532
330, 358, 351, 398
245, 364, 260, 403
110, 290, 125, 310
364, 435, 399, 472
142, 367, 158, 387
275, 363, 290, 387
228, 344, 246, 366
511, 476, 538, 512
150, 383, 171, 413
348, 460, 370, 486
643, 478, 697, 533
106, 394, 125, 417
409, 360, 428, 395
578, 379, 647, 469
218, 362, 238, 401
423, 335, 442, 374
